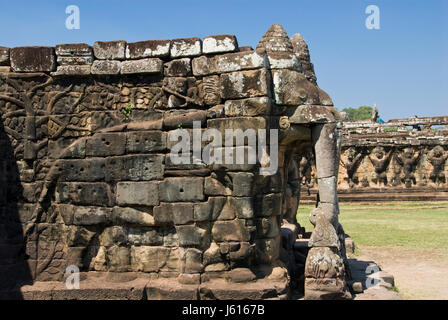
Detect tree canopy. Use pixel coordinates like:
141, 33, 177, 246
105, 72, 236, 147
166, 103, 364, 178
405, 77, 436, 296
341, 106, 373, 120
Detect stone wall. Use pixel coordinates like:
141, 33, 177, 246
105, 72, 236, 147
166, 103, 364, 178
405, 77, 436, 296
300, 116, 448, 201
0, 25, 350, 300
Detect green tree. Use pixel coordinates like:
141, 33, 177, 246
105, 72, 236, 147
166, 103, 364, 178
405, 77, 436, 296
341, 106, 373, 120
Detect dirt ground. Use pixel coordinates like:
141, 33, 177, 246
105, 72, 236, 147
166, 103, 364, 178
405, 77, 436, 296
356, 245, 448, 300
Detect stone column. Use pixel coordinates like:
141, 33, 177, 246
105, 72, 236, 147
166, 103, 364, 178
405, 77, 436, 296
304, 122, 351, 300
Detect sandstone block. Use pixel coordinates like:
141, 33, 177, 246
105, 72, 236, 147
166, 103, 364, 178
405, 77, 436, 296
0, 47, 10, 65
317, 176, 338, 204
85, 133, 126, 157
55, 43, 92, 56
224, 97, 271, 117
126, 131, 166, 153
220, 69, 269, 99
153, 202, 194, 225
203, 35, 238, 54
256, 217, 280, 238
176, 224, 208, 247
121, 58, 163, 74
56, 182, 114, 207
228, 172, 255, 196
211, 219, 249, 242
113, 207, 156, 227
91, 60, 121, 75
164, 58, 191, 77
194, 197, 226, 222
72, 206, 112, 226
159, 177, 204, 202
170, 38, 202, 58
255, 237, 280, 264
255, 193, 282, 217
57, 56, 94, 65
105, 155, 164, 181
192, 50, 267, 76
59, 159, 105, 182
272, 69, 324, 105
126, 40, 171, 59
267, 52, 301, 70
51, 65, 91, 76
116, 182, 159, 206
127, 227, 163, 246
93, 40, 126, 60
10, 46, 56, 72
181, 248, 203, 273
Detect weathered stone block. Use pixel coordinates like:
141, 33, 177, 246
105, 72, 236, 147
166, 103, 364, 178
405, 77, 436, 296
220, 69, 269, 99
55, 138, 86, 159
72, 206, 112, 226
51, 65, 91, 76
91, 60, 121, 75
228, 172, 255, 196
207, 117, 267, 140
203, 35, 238, 54
105, 155, 164, 181
65, 226, 96, 247
107, 245, 130, 271
204, 175, 231, 196
176, 224, 208, 247
55, 43, 92, 56
57, 56, 94, 65
126, 131, 166, 153
192, 50, 267, 76
170, 38, 202, 58
126, 40, 171, 59
194, 197, 226, 222
10, 46, 56, 72
164, 58, 191, 77
59, 159, 105, 182
181, 248, 203, 273
127, 227, 163, 246
159, 177, 204, 202
85, 133, 126, 157
267, 52, 301, 70
94, 41, 126, 60
153, 202, 194, 225
272, 69, 323, 105
113, 207, 156, 227
56, 182, 114, 207
116, 182, 159, 206
305, 247, 345, 279
229, 197, 254, 219
0, 46, 10, 65
317, 176, 338, 204
210, 145, 258, 172
255, 193, 282, 217
224, 97, 271, 117
256, 217, 280, 238
163, 110, 207, 129
255, 237, 280, 264
121, 58, 163, 74
211, 219, 250, 242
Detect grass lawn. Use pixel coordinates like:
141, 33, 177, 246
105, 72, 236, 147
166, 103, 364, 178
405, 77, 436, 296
297, 201, 448, 299
297, 202, 448, 251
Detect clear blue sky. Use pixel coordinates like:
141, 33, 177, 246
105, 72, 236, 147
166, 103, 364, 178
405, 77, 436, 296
0, 0, 447, 120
